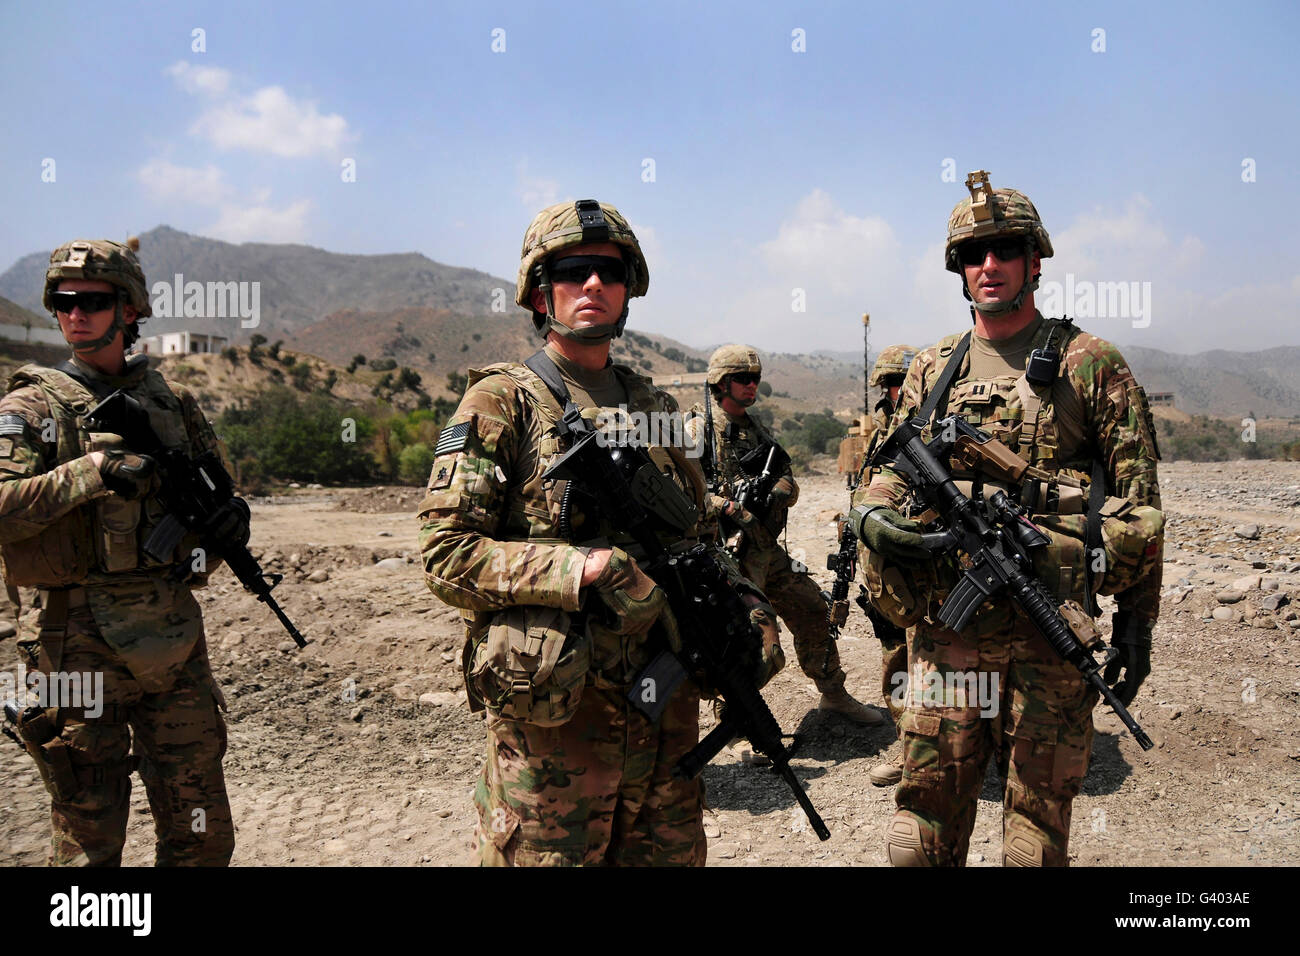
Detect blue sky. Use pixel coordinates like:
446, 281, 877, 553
2, 0, 1297, 354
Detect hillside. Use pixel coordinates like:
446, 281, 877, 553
0, 226, 505, 342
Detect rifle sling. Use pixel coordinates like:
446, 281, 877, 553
54, 360, 117, 403
1082, 459, 1106, 616
913, 333, 971, 428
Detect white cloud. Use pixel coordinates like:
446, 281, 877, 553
165, 61, 231, 96
206, 199, 313, 243
137, 159, 233, 205
515, 160, 563, 209
166, 60, 350, 158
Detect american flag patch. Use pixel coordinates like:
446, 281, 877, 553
0, 414, 26, 436
434, 422, 471, 456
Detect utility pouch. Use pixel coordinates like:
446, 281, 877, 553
87, 431, 141, 573
14, 708, 81, 802
469, 606, 589, 726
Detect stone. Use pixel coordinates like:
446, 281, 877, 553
0, 622, 15, 641
1234, 524, 1260, 540
374, 557, 408, 571
1216, 589, 1246, 604
1231, 575, 1262, 592
1261, 593, 1288, 612
1212, 607, 1240, 623
277, 640, 297, 653
307, 569, 331, 583
419, 691, 461, 708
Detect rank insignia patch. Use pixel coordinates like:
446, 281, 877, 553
429, 459, 457, 490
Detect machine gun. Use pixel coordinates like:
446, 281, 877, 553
85, 390, 306, 648
543, 406, 830, 840
854, 414, 1153, 751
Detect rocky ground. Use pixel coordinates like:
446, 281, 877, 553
2, 461, 1298, 866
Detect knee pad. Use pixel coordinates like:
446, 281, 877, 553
1003, 829, 1046, 867
885, 815, 933, 867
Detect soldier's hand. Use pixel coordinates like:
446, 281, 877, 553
98, 450, 157, 500
768, 476, 795, 505
589, 547, 672, 638
722, 498, 756, 527
848, 505, 930, 565
1104, 612, 1152, 706
203, 497, 252, 548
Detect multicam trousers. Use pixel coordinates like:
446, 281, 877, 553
892, 609, 1097, 867
740, 543, 844, 689
18, 602, 234, 866
474, 683, 706, 867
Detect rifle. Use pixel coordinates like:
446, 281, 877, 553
854, 414, 1154, 751
85, 390, 306, 648
543, 407, 830, 840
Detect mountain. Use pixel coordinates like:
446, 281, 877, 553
4, 228, 1295, 419
0, 226, 507, 342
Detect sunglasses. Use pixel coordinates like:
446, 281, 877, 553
51, 290, 119, 314
729, 373, 761, 386
957, 238, 1026, 266
548, 255, 628, 286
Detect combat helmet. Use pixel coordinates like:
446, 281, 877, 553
945, 170, 1053, 316
870, 344, 917, 389
707, 344, 762, 387
516, 199, 649, 343
44, 237, 151, 352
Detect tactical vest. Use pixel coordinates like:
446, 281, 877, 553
1, 364, 196, 588
467, 359, 703, 554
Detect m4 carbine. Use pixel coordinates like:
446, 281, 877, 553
86, 390, 306, 648
852, 414, 1153, 752
543, 407, 830, 840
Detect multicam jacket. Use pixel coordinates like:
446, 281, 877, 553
861, 313, 1164, 627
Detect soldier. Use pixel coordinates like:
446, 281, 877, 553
852, 171, 1164, 866
418, 200, 778, 866
0, 238, 243, 865
692, 345, 883, 726
849, 344, 916, 786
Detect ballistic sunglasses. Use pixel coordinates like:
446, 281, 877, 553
548, 255, 628, 285
50, 290, 119, 314
956, 238, 1027, 266
729, 373, 761, 386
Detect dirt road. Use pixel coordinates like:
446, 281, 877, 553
3, 462, 1297, 866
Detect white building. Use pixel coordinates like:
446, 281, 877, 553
138, 331, 229, 356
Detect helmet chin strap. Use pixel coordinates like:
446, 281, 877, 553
963, 239, 1038, 320
67, 297, 126, 354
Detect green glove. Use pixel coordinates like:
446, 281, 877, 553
1104, 612, 1152, 706
591, 547, 676, 641
848, 505, 931, 565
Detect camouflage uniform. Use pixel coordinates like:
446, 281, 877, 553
419, 201, 771, 866
860, 174, 1163, 866
0, 239, 235, 866
851, 344, 916, 731
691, 399, 845, 692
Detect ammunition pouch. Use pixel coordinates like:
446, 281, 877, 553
1032, 501, 1165, 598
862, 548, 939, 628
468, 606, 589, 726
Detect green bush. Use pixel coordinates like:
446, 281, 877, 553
370, 358, 397, 371
218, 386, 376, 483
289, 362, 312, 390
397, 443, 436, 484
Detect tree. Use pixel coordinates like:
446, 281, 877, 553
347, 354, 366, 373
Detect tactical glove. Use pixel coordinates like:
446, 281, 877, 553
848, 505, 931, 565
1103, 611, 1152, 706
203, 497, 252, 549
722, 498, 757, 528
98, 450, 156, 500
590, 547, 680, 648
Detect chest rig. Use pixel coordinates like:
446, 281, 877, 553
911, 318, 1109, 610
472, 351, 699, 555
1, 363, 194, 587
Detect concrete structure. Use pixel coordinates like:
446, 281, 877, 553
138, 331, 229, 356
653, 371, 709, 388
1148, 391, 1176, 406
0, 322, 67, 347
